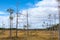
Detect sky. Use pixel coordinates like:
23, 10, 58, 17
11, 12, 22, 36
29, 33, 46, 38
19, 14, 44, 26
0, 0, 59, 29
0, 0, 41, 11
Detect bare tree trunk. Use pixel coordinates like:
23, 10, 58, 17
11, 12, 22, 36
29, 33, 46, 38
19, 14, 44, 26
58, 2, 60, 40
16, 3, 19, 38
10, 14, 13, 39
26, 10, 29, 40
57, 0, 60, 40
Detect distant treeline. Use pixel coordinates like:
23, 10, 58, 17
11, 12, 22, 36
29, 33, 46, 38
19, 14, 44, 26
0, 24, 59, 30
46, 24, 59, 30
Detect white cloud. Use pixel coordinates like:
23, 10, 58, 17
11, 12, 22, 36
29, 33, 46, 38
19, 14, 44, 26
0, 0, 59, 29
35, 0, 58, 7
0, 16, 9, 28
19, 0, 59, 29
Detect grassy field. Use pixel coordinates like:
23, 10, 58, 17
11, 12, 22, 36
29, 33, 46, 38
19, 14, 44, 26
0, 30, 59, 40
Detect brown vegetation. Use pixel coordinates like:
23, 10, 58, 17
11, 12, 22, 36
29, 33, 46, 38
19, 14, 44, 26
0, 30, 58, 40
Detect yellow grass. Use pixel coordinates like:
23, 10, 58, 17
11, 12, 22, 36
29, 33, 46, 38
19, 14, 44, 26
0, 30, 59, 40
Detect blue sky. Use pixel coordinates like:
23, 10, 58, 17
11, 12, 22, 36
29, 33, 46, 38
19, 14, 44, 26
0, 0, 59, 29
0, 0, 42, 11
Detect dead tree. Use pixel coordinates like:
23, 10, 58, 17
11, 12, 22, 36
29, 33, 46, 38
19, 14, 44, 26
57, 0, 60, 40
7, 8, 14, 38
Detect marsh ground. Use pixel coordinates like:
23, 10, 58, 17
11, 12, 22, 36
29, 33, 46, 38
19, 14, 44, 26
0, 30, 58, 40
